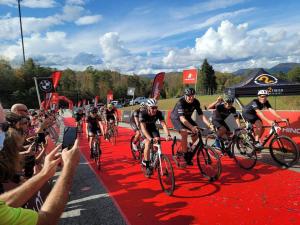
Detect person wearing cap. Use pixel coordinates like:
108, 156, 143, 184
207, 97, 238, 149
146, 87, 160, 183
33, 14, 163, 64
242, 90, 288, 148
130, 102, 147, 151
211, 96, 241, 151
103, 103, 118, 140
139, 98, 171, 177
170, 87, 212, 166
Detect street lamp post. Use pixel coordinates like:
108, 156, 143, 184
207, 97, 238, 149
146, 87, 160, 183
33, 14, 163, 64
17, 0, 26, 64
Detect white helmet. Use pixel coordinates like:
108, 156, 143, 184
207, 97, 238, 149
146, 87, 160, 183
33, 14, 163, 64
146, 98, 157, 107
257, 90, 269, 96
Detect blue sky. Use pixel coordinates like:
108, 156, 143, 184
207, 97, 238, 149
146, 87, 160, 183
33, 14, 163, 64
0, 0, 300, 74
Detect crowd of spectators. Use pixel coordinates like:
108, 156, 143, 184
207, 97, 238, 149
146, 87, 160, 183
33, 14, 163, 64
0, 103, 80, 225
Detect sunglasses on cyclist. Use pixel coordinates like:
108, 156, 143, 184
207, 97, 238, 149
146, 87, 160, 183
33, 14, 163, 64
150, 106, 158, 110
258, 95, 267, 98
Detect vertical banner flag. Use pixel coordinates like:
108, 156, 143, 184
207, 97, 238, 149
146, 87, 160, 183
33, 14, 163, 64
77, 101, 82, 107
44, 92, 52, 110
82, 99, 86, 106
107, 90, 113, 103
183, 69, 197, 84
94, 96, 99, 107
37, 77, 54, 93
51, 71, 62, 89
127, 87, 135, 96
151, 72, 165, 99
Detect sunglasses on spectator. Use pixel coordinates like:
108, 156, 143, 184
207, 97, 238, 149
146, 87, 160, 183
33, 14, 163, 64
0, 122, 9, 132
258, 95, 267, 98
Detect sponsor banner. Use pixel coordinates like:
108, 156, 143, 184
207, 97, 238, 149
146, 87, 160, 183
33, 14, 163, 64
183, 69, 197, 84
51, 71, 62, 89
151, 72, 165, 99
107, 90, 113, 103
77, 100, 82, 107
94, 96, 99, 107
82, 99, 86, 106
127, 87, 135, 96
37, 77, 54, 93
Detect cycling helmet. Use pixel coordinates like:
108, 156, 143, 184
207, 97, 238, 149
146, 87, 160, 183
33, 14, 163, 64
140, 102, 145, 107
257, 90, 269, 96
184, 87, 196, 96
224, 96, 234, 104
146, 98, 157, 107
107, 103, 113, 109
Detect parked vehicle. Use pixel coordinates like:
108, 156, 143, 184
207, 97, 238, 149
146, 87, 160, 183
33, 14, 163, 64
130, 97, 148, 105
111, 100, 123, 108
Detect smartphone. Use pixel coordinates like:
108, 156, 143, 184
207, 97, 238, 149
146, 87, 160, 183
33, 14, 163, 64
62, 127, 77, 149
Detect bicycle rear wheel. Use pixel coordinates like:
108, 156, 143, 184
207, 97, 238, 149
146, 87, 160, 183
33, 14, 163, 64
112, 129, 117, 145
130, 135, 142, 160
157, 154, 175, 196
196, 146, 221, 181
93, 142, 101, 170
232, 137, 257, 170
269, 135, 299, 167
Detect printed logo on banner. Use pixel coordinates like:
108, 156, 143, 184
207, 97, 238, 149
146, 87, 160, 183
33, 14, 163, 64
38, 79, 53, 92
127, 87, 135, 96
254, 74, 278, 85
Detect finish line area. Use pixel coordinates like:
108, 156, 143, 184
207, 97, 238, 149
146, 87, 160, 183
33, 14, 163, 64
60, 117, 300, 225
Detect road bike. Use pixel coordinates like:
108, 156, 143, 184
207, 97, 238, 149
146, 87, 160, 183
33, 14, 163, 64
141, 138, 175, 196
106, 119, 117, 145
130, 134, 145, 161
172, 129, 221, 181
245, 120, 299, 167
205, 128, 257, 170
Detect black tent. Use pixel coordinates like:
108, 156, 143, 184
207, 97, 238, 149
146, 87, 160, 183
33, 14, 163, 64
225, 68, 300, 97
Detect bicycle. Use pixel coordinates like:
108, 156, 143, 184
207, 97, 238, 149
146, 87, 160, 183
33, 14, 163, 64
91, 132, 102, 170
171, 128, 221, 182
106, 119, 117, 145
245, 120, 299, 168
205, 128, 257, 170
130, 134, 145, 161
141, 138, 175, 196
76, 119, 83, 133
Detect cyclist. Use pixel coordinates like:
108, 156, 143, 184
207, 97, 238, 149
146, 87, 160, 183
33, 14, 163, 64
74, 108, 85, 132
207, 96, 224, 109
104, 103, 118, 140
242, 89, 288, 148
211, 96, 241, 150
86, 107, 101, 158
130, 102, 146, 150
170, 87, 212, 165
139, 98, 171, 177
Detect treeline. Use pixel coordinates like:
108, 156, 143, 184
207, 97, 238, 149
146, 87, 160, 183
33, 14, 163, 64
1, 58, 299, 108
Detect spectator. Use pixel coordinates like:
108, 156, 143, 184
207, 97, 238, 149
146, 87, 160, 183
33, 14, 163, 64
0, 138, 80, 225
11, 103, 29, 117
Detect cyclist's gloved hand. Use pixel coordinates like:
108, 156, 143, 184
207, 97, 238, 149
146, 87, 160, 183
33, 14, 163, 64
153, 137, 160, 143
282, 118, 289, 125
191, 126, 198, 133
166, 134, 172, 141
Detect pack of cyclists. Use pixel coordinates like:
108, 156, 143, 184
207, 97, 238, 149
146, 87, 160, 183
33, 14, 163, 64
74, 87, 291, 177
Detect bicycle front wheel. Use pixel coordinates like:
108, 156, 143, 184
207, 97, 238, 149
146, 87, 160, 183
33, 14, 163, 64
93, 143, 101, 170
269, 135, 299, 167
157, 154, 175, 196
196, 146, 221, 181
232, 137, 257, 170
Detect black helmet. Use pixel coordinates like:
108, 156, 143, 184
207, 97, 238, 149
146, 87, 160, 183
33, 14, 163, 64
184, 87, 196, 96
224, 96, 234, 104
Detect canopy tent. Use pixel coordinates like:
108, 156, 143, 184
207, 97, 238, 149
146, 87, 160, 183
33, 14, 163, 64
225, 68, 300, 97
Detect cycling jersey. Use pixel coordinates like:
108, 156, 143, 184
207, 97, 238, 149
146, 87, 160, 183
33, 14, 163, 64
86, 116, 100, 131
105, 108, 117, 121
171, 97, 203, 120
242, 99, 272, 124
130, 108, 145, 130
170, 97, 203, 131
75, 112, 85, 122
139, 110, 164, 131
212, 104, 238, 122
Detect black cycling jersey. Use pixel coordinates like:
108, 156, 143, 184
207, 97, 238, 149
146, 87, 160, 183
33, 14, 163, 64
139, 110, 164, 130
86, 115, 100, 130
170, 97, 203, 120
243, 99, 272, 115
212, 104, 238, 122
130, 108, 144, 124
105, 108, 116, 121
75, 112, 85, 121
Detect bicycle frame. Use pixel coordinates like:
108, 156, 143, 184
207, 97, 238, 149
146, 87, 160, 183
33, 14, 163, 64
151, 141, 163, 175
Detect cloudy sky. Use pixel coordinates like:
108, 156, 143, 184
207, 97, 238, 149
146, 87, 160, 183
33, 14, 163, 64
0, 0, 300, 74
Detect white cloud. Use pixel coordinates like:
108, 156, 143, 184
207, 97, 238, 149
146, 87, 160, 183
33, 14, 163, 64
60, 4, 84, 22
0, 0, 57, 8
163, 20, 300, 72
75, 15, 102, 25
66, 0, 85, 5
99, 32, 129, 61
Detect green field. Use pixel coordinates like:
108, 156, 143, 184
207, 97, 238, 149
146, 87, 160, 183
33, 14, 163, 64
122, 95, 300, 111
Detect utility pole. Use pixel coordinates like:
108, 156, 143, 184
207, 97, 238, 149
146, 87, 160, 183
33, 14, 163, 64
17, 0, 26, 64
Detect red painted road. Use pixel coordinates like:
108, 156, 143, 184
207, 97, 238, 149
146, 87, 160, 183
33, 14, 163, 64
65, 118, 300, 225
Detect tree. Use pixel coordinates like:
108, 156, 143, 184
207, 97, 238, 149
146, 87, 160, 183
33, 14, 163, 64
287, 67, 300, 82
199, 59, 217, 95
